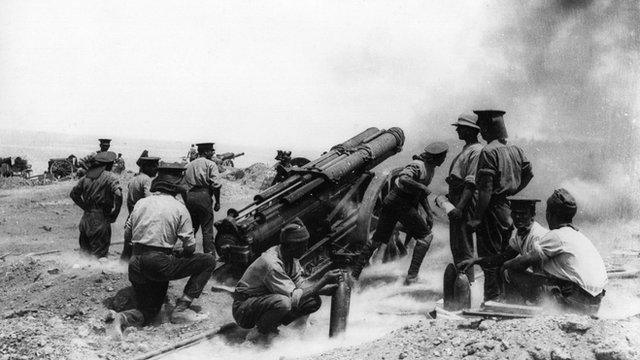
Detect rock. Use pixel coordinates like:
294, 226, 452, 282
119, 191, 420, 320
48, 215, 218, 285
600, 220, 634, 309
551, 348, 572, 360
593, 347, 632, 360
398, 353, 407, 359
559, 318, 591, 334
458, 319, 482, 329
478, 320, 496, 331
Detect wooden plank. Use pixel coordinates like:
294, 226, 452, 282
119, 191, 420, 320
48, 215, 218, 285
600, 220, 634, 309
462, 310, 533, 319
482, 301, 542, 315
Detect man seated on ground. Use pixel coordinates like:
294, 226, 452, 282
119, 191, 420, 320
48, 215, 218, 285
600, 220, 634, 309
500, 188, 607, 315
107, 162, 216, 339
232, 218, 343, 343
457, 197, 548, 299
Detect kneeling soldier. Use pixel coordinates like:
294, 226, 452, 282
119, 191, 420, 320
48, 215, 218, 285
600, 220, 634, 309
232, 218, 343, 343
107, 162, 216, 339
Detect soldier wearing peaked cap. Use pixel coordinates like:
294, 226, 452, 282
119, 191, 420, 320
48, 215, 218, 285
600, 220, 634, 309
97, 138, 118, 159
351, 141, 449, 285
457, 197, 548, 302
70, 151, 123, 258
107, 162, 216, 338
121, 151, 161, 261
467, 110, 534, 301
184, 142, 222, 256
498, 189, 607, 314
233, 218, 343, 343
446, 113, 483, 283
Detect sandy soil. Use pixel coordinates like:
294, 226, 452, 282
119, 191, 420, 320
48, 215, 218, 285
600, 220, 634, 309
1, 169, 639, 360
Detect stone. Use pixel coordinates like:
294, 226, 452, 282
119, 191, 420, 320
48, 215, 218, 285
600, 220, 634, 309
478, 320, 496, 331
551, 348, 572, 360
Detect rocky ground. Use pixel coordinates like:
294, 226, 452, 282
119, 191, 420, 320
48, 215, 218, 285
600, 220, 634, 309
1, 167, 640, 360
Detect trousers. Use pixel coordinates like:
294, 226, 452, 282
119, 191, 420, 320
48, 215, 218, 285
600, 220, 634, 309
79, 209, 111, 258
186, 188, 215, 254
120, 246, 216, 326
232, 293, 322, 333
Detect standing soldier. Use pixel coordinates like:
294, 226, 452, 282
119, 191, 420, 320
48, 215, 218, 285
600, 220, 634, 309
121, 150, 160, 261
351, 142, 449, 285
184, 142, 221, 256
70, 151, 123, 258
468, 110, 533, 301
97, 139, 117, 156
113, 153, 126, 174
446, 113, 483, 282
107, 163, 216, 339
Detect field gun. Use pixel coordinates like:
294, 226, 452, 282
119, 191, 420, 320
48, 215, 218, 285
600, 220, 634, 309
214, 127, 407, 335
215, 152, 245, 168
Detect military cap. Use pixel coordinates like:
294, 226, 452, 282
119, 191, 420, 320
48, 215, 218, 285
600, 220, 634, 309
473, 110, 508, 139
136, 150, 160, 166
424, 141, 449, 156
98, 138, 112, 144
452, 113, 480, 129
508, 197, 541, 213
196, 142, 215, 152
157, 161, 186, 174
280, 218, 310, 244
547, 188, 577, 219
94, 151, 117, 163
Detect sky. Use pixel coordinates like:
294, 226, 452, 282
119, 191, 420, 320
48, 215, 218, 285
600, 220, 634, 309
0, 0, 638, 155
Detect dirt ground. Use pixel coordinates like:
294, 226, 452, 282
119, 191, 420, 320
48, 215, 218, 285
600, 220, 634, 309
1, 169, 640, 360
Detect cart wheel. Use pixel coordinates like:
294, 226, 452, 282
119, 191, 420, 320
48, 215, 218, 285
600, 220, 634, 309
50, 160, 73, 178
354, 167, 412, 264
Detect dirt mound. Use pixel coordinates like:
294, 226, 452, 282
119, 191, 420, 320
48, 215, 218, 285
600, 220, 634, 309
0, 177, 33, 189
305, 316, 640, 360
239, 162, 275, 190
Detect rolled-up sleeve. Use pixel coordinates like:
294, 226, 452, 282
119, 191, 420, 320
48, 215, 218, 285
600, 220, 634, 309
534, 232, 564, 261
464, 148, 481, 185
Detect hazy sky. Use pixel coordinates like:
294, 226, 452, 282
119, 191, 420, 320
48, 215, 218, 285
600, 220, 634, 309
1, 1, 638, 152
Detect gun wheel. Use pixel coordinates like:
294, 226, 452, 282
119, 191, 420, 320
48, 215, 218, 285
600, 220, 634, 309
355, 167, 412, 264
50, 160, 73, 178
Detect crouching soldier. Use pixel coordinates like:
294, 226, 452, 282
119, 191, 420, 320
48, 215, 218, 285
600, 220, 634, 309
232, 218, 343, 343
107, 162, 216, 339
351, 142, 449, 285
457, 198, 548, 301
501, 189, 607, 315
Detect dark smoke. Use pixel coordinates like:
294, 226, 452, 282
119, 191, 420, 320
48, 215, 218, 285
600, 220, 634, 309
493, 0, 639, 161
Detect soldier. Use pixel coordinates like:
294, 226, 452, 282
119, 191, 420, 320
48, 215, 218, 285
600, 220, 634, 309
184, 142, 221, 255
106, 163, 216, 339
457, 198, 548, 301
232, 218, 343, 343
446, 113, 483, 282
70, 151, 123, 258
187, 144, 198, 162
468, 110, 533, 301
112, 153, 125, 174
501, 189, 607, 314
351, 142, 449, 285
121, 151, 160, 261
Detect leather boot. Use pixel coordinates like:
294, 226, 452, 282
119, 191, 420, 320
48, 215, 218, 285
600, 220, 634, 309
351, 241, 378, 280
404, 234, 433, 285
170, 299, 208, 324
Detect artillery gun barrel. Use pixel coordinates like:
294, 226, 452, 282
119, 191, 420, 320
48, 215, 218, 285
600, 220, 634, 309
283, 127, 404, 204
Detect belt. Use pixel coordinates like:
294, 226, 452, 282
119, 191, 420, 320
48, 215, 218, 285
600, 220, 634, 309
132, 243, 173, 255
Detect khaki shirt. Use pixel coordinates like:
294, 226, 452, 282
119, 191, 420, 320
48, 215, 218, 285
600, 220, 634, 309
126, 173, 153, 212
184, 157, 220, 192
534, 226, 607, 296
70, 170, 121, 212
235, 246, 305, 309
125, 192, 195, 249
476, 140, 532, 197
394, 159, 433, 195
509, 221, 548, 272
449, 142, 483, 185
